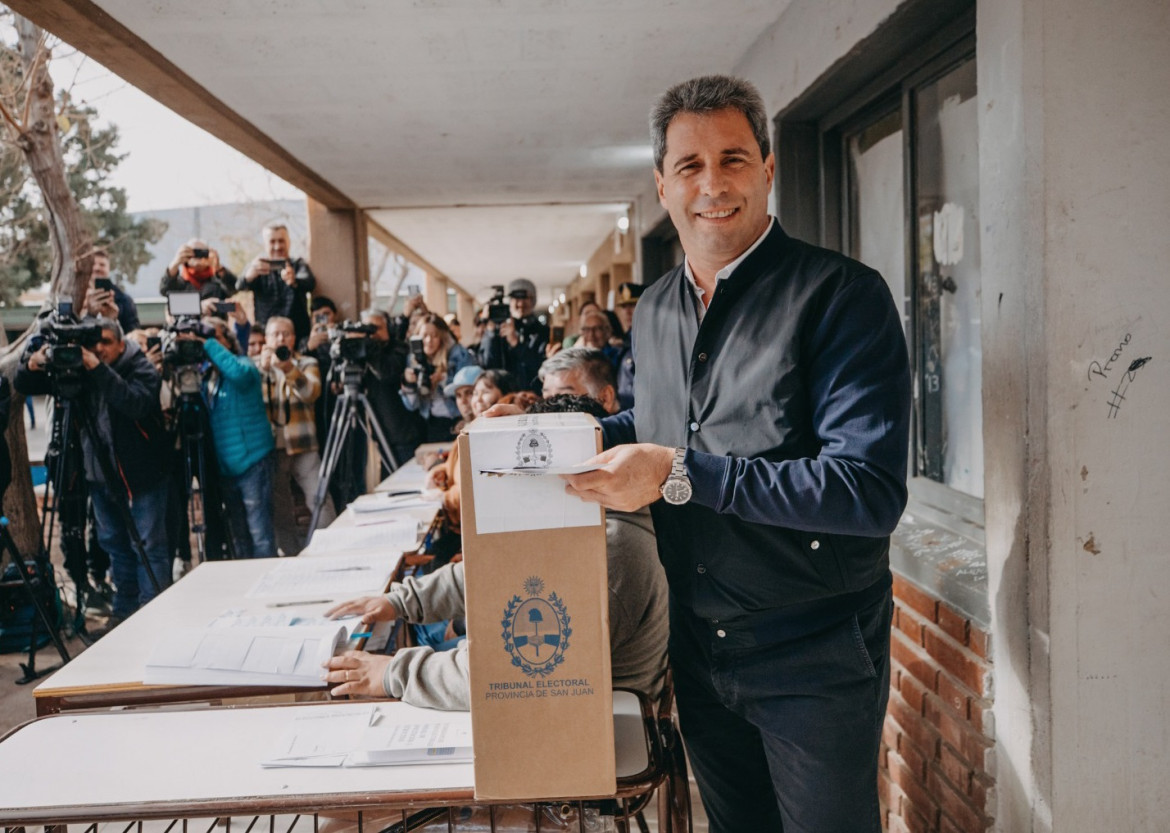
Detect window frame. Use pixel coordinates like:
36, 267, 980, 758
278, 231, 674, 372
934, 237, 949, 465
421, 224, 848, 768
774, 7, 982, 534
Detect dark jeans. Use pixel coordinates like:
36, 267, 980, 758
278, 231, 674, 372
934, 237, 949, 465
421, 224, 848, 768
222, 452, 276, 558
90, 481, 172, 619
670, 589, 893, 833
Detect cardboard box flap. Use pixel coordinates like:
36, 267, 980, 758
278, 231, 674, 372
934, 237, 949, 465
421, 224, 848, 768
466, 413, 603, 535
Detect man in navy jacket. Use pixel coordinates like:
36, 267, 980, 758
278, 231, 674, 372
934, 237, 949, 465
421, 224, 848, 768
562, 76, 912, 832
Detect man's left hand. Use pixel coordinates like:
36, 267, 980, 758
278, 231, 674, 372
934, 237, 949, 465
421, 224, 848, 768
80, 347, 101, 371
322, 650, 391, 698
563, 443, 674, 512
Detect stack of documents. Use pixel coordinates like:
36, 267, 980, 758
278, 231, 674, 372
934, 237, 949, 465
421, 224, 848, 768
143, 623, 347, 687
244, 551, 397, 599
303, 522, 419, 553
262, 704, 474, 767
348, 493, 440, 526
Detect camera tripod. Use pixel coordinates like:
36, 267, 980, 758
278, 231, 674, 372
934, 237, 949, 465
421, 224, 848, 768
170, 373, 233, 565
40, 391, 162, 620
308, 361, 399, 537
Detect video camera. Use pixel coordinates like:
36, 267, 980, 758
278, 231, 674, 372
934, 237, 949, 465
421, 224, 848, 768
27, 301, 103, 383
486, 285, 510, 325
161, 291, 214, 368
329, 321, 378, 365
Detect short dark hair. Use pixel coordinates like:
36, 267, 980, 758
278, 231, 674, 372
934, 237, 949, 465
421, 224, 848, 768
529, 393, 610, 420
311, 296, 337, 313
650, 75, 770, 172
538, 346, 616, 394
478, 368, 520, 397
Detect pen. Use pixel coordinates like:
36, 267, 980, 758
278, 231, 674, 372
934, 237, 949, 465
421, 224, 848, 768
320, 566, 372, 573
267, 599, 333, 608
350, 631, 373, 639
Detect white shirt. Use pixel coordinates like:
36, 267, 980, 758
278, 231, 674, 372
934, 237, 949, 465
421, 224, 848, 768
683, 216, 776, 323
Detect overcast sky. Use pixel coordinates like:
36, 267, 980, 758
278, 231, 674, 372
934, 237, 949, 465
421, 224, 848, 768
47, 43, 304, 213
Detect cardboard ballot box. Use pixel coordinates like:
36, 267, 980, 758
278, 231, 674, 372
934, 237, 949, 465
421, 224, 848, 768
459, 413, 615, 800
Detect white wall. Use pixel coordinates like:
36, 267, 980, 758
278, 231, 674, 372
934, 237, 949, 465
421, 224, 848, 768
1038, 0, 1170, 827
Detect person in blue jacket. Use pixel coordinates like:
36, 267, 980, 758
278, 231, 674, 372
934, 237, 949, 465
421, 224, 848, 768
177, 318, 276, 558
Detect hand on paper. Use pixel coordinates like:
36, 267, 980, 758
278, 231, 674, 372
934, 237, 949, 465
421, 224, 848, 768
326, 595, 398, 627
323, 649, 390, 698
562, 443, 674, 512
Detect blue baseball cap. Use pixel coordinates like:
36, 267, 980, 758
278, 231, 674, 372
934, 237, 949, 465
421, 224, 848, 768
444, 365, 484, 397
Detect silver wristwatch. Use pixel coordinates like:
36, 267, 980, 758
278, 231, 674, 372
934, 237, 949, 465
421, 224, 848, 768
660, 447, 693, 506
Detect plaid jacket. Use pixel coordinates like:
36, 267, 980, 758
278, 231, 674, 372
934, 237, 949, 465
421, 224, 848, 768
259, 354, 321, 455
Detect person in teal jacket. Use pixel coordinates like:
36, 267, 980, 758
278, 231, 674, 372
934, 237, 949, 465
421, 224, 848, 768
181, 319, 276, 557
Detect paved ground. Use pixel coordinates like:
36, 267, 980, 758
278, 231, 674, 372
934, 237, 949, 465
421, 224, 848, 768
0, 396, 106, 733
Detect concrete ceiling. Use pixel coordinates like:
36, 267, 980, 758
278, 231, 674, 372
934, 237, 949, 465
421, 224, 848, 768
85, 0, 791, 297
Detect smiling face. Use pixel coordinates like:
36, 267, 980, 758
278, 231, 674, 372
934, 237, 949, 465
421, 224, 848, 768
653, 107, 774, 281
263, 227, 290, 260
419, 322, 444, 358
470, 376, 503, 418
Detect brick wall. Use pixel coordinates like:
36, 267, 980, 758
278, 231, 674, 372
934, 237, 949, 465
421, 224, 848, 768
881, 576, 994, 833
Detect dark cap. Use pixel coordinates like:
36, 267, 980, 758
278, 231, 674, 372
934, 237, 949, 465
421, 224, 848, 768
507, 278, 537, 299
616, 282, 645, 306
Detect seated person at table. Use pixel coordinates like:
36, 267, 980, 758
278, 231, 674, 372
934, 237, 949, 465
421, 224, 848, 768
323, 394, 668, 710
426, 367, 520, 535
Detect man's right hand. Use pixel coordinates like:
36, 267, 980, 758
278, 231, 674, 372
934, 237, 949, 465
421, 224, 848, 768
26, 345, 50, 373
244, 257, 269, 282
84, 286, 117, 319
168, 245, 194, 276
326, 595, 398, 627
306, 326, 329, 351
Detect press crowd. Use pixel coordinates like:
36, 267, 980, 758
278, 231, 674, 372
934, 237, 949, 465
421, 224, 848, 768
15, 221, 646, 634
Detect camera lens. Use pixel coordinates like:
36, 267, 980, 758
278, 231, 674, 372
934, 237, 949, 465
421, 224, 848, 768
275, 345, 291, 362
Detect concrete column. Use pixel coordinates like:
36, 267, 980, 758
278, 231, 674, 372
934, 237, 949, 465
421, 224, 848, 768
456, 291, 477, 344
981, 0, 1170, 830
305, 198, 369, 321
425, 273, 448, 317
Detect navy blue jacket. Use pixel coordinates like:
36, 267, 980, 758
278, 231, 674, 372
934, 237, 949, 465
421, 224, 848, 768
603, 220, 911, 624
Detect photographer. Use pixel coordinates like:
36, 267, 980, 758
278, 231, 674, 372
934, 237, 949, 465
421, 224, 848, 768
82, 248, 139, 333
400, 313, 476, 442
175, 319, 276, 558
16, 316, 171, 627
239, 222, 316, 341
159, 239, 236, 302
475, 278, 548, 389
257, 315, 334, 555
353, 309, 423, 465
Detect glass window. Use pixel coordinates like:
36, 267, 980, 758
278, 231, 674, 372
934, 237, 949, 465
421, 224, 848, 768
914, 58, 981, 496
841, 56, 981, 498
848, 109, 907, 333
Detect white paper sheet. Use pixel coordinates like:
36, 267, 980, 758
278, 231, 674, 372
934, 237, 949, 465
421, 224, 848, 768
467, 413, 602, 534
302, 522, 418, 555
262, 706, 474, 767
244, 551, 398, 599
350, 493, 440, 512
143, 624, 346, 687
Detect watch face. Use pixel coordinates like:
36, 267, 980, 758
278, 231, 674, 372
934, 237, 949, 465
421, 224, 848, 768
662, 477, 693, 505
